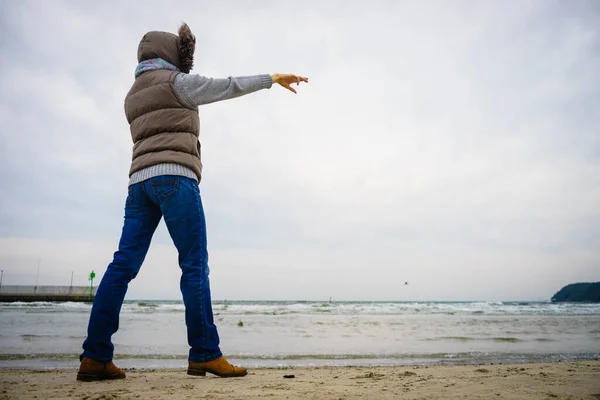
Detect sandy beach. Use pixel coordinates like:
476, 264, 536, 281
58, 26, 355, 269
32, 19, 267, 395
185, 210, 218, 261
1, 361, 598, 400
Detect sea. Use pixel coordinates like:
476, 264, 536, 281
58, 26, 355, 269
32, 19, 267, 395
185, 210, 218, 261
1, 300, 599, 369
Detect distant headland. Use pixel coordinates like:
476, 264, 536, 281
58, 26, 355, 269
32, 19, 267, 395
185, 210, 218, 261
551, 282, 600, 303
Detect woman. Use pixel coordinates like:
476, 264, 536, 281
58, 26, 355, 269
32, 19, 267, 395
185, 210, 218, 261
77, 22, 308, 381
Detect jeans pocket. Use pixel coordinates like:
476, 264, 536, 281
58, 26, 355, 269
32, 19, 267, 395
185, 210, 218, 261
126, 186, 133, 205
151, 177, 179, 198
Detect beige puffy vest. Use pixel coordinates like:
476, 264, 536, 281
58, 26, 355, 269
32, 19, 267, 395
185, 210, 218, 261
124, 69, 202, 181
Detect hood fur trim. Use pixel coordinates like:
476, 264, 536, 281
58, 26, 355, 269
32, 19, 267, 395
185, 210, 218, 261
178, 23, 195, 74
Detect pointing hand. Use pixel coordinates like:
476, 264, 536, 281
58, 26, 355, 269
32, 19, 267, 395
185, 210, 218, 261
271, 73, 309, 94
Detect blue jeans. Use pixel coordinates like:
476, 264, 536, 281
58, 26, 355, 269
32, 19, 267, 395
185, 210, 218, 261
81, 176, 222, 363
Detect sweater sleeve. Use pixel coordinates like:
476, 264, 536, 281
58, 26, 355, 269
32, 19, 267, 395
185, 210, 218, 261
174, 73, 273, 107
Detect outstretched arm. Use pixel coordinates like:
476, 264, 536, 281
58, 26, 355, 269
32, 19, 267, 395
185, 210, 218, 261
175, 74, 272, 106
175, 73, 309, 107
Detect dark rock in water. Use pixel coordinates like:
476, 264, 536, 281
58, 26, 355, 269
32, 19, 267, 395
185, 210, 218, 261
551, 282, 600, 302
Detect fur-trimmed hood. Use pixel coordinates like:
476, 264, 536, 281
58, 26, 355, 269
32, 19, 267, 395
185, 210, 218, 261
137, 23, 195, 73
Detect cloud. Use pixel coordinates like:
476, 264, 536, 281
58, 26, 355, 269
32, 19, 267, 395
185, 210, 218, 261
1, 0, 598, 300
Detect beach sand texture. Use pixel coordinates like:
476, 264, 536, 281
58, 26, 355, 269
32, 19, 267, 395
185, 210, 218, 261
1, 361, 599, 400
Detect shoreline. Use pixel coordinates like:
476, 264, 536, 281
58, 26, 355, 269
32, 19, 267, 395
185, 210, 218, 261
1, 352, 598, 370
1, 361, 599, 399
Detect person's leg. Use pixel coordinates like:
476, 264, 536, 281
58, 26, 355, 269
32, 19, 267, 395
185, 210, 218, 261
81, 182, 162, 362
150, 175, 222, 362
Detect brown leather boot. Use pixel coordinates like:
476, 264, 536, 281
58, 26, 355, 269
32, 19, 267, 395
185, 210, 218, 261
76, 357, 126, 381
187, 356, 247, 377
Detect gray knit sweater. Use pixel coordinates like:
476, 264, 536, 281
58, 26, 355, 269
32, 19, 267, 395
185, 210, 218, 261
128, 73, 273, 186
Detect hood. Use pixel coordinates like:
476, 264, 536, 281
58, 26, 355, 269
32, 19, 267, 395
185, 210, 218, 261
137, 23, 195, 73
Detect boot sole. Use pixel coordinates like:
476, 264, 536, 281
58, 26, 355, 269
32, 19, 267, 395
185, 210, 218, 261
187, 368, 247, 378
76, 372, 126, 382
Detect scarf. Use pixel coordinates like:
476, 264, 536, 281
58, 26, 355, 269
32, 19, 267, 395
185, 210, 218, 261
135, 58, 179, 78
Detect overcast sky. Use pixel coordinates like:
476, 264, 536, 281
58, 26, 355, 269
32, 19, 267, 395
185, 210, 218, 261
0, 0, 598, 301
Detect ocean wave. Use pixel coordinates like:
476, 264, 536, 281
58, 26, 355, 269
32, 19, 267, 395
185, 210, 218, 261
0, 301, 91, 311
424, 337, 523, 343
2, 300, 599, 316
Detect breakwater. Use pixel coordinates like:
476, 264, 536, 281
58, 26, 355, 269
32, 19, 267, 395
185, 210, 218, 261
0, 285, 96, 302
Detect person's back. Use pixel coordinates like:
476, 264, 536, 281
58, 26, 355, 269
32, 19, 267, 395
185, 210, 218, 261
125, 68, 202, 179
77, 22, 307, 382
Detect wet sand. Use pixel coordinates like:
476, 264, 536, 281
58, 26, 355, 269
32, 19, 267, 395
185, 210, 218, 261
1, 361, 599, 399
